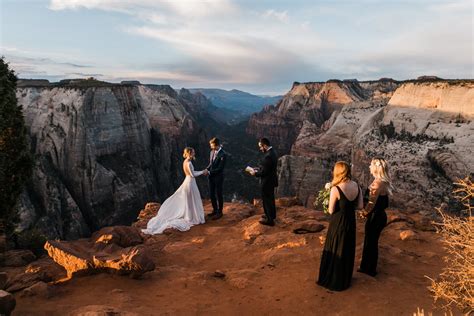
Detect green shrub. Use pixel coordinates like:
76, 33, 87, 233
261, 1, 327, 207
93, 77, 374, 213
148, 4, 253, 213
0, 57, 33, 239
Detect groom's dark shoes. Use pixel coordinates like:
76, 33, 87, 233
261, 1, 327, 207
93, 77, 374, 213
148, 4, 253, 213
259, 218, 274, 226
207, 211, 217, 218
211, 212, 223, 220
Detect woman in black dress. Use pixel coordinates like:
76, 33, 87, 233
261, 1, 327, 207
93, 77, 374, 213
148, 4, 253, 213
358, 158, 393, 277
317, 161, 363, 291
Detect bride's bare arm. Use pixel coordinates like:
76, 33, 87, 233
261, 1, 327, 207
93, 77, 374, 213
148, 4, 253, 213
186, 161, 204, 177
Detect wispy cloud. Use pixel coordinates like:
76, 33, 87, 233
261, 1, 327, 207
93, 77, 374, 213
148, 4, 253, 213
67, 72, 104, 77
428, 0, 472, 12
347, 12, 473, 79
48, 0, 237, 18
261, 9, 289, 23
2, 0, 471, 94
1, 47, 97, 79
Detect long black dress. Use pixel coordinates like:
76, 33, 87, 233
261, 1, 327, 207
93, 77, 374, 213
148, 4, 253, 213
359, 194, 388, 276
317, 186, 359, 291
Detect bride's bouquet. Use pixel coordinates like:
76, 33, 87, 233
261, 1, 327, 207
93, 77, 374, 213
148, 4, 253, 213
314, 182, 331, 214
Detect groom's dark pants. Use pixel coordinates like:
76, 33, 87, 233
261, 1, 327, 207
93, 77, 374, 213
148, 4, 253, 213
209, 174, 224, 214
262, 185, 276, 220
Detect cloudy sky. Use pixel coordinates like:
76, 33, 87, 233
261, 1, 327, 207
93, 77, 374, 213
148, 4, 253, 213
1, 0, 472, 94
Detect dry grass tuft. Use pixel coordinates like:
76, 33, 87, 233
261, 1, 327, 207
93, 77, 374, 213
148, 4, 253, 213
426, 177, 473, 314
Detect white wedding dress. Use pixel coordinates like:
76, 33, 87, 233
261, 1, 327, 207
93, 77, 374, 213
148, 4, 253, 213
142, 160, 206, 234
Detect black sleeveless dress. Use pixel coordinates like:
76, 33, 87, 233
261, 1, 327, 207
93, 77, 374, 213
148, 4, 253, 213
317, 186, 359, 291
359, 194, 388, 276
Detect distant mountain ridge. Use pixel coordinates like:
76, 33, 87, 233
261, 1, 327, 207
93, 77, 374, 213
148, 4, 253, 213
188, 88, 283, 115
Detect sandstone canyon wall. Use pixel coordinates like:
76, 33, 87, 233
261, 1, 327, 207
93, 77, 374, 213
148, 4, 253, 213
247, 79, 398, 155
15, 81, 211, 240
248, 79, 473, 211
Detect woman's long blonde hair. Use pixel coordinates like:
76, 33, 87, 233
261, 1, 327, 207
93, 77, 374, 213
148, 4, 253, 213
370, 157, 394, 195
332, 161, 352, 187
183, 147, 195, 160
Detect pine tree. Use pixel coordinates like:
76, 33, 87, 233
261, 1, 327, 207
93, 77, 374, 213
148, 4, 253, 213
0, 57, 33, 245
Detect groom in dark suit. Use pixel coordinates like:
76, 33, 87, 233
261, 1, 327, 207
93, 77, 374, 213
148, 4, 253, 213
249, 138, 278, 226
206, 137, 227, 220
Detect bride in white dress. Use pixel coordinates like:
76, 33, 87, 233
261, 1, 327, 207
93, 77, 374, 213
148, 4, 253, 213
142, 147, 208, 234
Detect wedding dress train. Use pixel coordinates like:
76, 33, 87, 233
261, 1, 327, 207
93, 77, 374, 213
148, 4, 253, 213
142, 160, 205, 234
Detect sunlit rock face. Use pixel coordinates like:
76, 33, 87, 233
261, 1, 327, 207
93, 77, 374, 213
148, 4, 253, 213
249, 79, 473, 211
16, 82, 208, 239
247, 79, 399, 155
388, 81, 474, 115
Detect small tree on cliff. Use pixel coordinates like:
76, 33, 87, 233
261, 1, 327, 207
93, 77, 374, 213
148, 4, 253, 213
0, 57, 33, 243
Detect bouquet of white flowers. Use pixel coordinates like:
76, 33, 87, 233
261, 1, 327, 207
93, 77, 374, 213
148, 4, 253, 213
314, 182, 331, 214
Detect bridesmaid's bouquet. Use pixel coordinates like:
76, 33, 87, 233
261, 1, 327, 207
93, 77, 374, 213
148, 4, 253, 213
314, 182, 331, 214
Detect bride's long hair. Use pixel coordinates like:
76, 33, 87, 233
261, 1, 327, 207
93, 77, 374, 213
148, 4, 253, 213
183, 147, 195, 160
331, 161, 352, 187
370, 157, 394, 195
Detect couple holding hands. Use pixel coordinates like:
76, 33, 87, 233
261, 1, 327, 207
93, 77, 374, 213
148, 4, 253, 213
142, 137, 278, 234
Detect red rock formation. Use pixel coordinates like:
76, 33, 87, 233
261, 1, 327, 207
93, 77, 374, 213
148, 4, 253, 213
15, 83, 211, 240
247, 80, 385, 154
0, 290, 16, 316
43, 226, 154, 279
388, 81, 474, 115
249, 78, 473, 211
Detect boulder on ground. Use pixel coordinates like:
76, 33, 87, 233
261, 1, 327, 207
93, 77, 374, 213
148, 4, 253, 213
92, 226, 143, 247
0, 272, 7, 290
44, 239, 155, 279
20, 281, 53, 299
213, 270, 226, 278
3, 249, 36, 267
44, 240, 92, 278
133, 203, 160, 229
0, 290, 16, 316
92, 245, 155, 278
5, 267, 51, 293
24, 257, 68, 281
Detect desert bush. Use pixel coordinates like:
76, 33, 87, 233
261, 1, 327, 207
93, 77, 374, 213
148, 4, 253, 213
427, 177, 473, 314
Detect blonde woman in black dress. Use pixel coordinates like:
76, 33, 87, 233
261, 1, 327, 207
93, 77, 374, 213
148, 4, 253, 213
317, 161, 363, 291
358, 158, 393, 277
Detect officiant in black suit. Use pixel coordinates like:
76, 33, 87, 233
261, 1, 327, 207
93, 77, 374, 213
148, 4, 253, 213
206, 137, 227, 220
249, 138, 278, 226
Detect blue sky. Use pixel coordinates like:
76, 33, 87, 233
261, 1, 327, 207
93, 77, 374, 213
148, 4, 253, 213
1, 0, 472, 94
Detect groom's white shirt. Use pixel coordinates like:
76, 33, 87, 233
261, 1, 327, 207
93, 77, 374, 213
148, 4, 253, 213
210, 146, 222, 162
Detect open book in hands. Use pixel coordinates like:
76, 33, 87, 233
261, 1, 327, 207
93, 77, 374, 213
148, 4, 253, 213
245, 166, 259, 174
